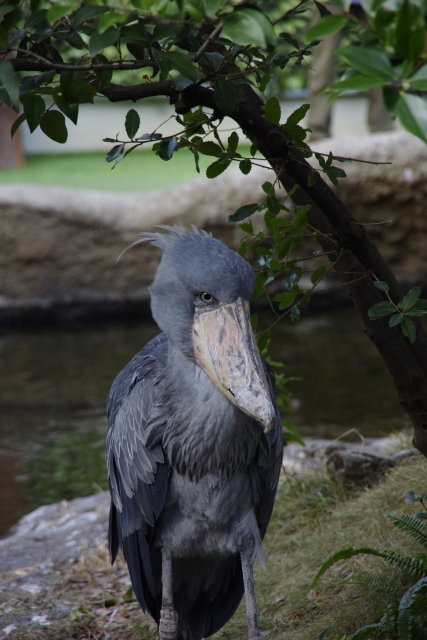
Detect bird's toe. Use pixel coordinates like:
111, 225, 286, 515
159, 606, 179, 640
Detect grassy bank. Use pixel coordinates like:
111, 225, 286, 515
5, 450, 426, 639
0, 149, 213, 192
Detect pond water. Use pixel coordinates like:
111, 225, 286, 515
0, 307, 407, 536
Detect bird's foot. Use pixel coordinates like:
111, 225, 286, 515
159, 606, 178, 640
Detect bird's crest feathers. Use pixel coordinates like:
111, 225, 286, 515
116, 225, 211, 263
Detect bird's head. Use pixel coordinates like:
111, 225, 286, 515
123, 226, 275, 432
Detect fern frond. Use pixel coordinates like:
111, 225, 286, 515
390, 515, 427, 549
348, 623, 382, 640
379, 604, 398, 637
384, 551, 427, 579
397, 577, 427, 640
311, 547, 387, 588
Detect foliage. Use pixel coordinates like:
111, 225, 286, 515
313, 491, 427, 640
2, 0, 427, 342
307, 0, 427, 143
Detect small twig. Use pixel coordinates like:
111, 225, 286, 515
191, 24, 223, 63
313, 151, 392, 166
7, 48, 157, 72
350, 220, 392, 225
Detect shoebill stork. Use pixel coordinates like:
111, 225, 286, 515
106, 226, 283, 640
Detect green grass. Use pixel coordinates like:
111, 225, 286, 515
217, 454, 427, 640
0, 148, 212, 192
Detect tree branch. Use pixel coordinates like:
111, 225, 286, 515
8, 51, 158, 73
101, 79, 175, 102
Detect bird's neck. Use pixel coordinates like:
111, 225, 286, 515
162, 343, 261, 480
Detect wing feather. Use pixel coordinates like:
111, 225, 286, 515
106, 332, 170, 617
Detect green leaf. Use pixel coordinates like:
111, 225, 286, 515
395, 0, 425, 63
267, 195, 281, 215
227, 203, 259, 223
76, 82, 97, 104
89, 27, 119, 58
311, 265, 327, 285
257, 330, 270, 352
157, 137, 178, 161
389, 314, 403, 327
325, 166, 346, 186
228, 131, 239, 155
60, 70, 85, 102
409, 64, 427, 91
286, 103, 310, 125
206, 158, 231, 179
106, 143, 125, 162
239, 158, 252, 175
205, 0, 223, 18
274, 292, 297, 310
198, 141, 222, 157
23, 94, 45, 133
399, 286, 421, 312
396, 93, 427, 143
336, 47, 396, 80
125, 109, 140, 139
264, 96, 281, 125
328, 74, 386, 92
290, 306, 301, 322
401, 316, 416, 343
164, 52, 197, 83
73, 4, 106, 25
214, 79, 237, 116
307, 169, 318, 187
252, 271, 268, 301
368, 301, 396, 320
411, 299, 427, 310
262, 181, 274, 195
374, 280, 389, 292
250, 313, 258, 332
11, 112, 26, 138
47, 3, 76, 25
40, 110, 68, 144
305, 15, 347, 42
239, 221, 253, 234
0, 59, 19, 112
259, 74, 271, 92
0, 5, 13, 21
222, 7, 276, 48
54, 94, 78, 125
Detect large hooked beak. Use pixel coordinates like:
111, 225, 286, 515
192, 298, 276, 432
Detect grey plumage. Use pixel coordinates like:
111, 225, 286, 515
106, 226, 283, 640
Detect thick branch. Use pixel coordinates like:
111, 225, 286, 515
101, 80, 175, 102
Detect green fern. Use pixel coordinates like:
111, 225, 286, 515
384, 551, 427, 579
390, 515, 427, 549
311, 547, 387, 588
397, 577, 427, 640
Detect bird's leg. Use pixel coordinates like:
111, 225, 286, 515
241, 552, 262, 640
159, 548, 178, 640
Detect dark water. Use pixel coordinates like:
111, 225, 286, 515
0, 308, 406, 535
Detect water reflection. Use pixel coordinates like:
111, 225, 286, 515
0, 308, 406, 535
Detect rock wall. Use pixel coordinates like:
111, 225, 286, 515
312, 131, 427, 285
1, 130, 426, 322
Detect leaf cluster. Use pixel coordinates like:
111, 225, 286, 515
0, 0, 316, 144
368, 283, 427, 344
307, 0, 427, 143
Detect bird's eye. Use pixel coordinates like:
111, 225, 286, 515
200, 292, 214, 304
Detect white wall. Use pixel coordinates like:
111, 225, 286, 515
21, 94, 372, 155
